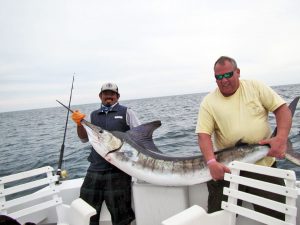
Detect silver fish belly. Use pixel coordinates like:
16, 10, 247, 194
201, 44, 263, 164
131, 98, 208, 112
82, 120, 269, 186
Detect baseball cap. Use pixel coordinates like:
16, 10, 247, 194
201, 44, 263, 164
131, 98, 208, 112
100, 82, 119, 94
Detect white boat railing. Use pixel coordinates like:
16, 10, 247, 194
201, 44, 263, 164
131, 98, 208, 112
0, 166, 96, 225
162, 161, 299, 225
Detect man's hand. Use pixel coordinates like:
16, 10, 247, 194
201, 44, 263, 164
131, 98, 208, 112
259, 136, 287, 159
207, 161, 231, 181
72, 110, 86, 126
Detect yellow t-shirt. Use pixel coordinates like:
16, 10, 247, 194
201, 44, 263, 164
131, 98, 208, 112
195, 80, 285, 166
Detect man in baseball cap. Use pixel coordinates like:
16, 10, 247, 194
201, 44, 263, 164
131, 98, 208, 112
71, 82, 140, 225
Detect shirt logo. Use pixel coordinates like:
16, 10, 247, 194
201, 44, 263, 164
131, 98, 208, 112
115, 116, 123, 119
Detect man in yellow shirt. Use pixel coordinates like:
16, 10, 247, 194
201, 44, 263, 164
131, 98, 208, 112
195, 56, 292, 220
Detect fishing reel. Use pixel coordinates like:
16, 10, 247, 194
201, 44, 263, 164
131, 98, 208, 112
60, 169, 68, 179
56, 169, 68, 180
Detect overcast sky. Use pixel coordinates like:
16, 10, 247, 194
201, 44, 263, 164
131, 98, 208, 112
0, 0, 300, 112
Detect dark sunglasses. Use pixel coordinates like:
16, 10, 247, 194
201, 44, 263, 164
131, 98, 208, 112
215, 71, 234, 80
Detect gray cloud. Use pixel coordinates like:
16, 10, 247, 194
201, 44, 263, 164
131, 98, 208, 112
0, 0, 300, 112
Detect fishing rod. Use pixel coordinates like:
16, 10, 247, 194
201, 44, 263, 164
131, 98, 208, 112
56, 75, 75, 182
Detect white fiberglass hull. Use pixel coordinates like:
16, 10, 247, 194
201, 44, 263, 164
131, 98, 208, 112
37, 178, 300, 225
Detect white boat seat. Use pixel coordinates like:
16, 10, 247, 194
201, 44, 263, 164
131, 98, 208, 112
162, 161, 299, 225
0, 166, 96, 225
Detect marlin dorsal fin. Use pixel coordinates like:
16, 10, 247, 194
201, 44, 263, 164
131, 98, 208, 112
126, 120, 162, 153
128, 120, 162, 140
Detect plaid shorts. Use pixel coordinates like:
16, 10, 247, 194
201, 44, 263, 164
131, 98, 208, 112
80, 168, 135, 225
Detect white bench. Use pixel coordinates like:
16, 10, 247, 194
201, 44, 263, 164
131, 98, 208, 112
162, 161, 299, 225
0, 166, 96, 225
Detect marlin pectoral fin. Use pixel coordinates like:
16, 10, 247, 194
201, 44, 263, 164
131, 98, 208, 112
105, 148, 121, 156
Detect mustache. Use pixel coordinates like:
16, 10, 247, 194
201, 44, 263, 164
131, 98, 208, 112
103, 98, 114, 106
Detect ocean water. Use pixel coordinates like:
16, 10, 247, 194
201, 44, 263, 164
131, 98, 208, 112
1, 83, 300, 180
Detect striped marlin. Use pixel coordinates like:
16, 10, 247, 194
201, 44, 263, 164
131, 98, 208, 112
57, 97, 299, 186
